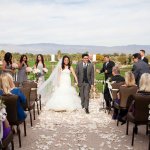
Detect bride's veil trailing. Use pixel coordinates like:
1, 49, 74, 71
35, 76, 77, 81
37, 58, 62, 104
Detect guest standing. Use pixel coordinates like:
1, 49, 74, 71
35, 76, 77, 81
34, 54, 46, 86
2, 52, 14, 77
140, 49, 149, 64
98, 55, 115, 80
132, 53, 150, 85
96, 55, 115, 108
17, 55, 28, 85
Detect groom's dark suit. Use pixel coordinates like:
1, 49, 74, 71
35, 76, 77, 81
76, 61, 94, 110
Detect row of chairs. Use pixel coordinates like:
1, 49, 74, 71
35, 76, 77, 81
108, 82, 150, 147
1, 80, 42, 149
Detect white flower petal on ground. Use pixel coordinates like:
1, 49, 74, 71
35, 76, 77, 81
29, 100, 146, 150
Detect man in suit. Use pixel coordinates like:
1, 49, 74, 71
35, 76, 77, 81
132, 53, 150, 85
140, 50, 149, 64
98, 55, 115, 81
110, 66, 125, 83
76, 53, 94, 114
96, 55, 115, 108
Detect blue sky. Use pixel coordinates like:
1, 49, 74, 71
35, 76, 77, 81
0, 0, 150, 46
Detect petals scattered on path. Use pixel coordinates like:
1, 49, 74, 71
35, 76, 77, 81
14, 99, 148, 150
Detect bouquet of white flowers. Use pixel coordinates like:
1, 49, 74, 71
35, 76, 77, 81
12, 63, 18, 69
43, 68, 48, 73
26, 67, 33, 73
33, 68, 41, 74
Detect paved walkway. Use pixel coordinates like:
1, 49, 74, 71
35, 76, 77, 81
14, 99, 148, 150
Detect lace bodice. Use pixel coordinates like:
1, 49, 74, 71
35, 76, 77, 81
60, 68, 71, 86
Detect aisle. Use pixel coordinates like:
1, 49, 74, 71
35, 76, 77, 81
15, 99, 148, 150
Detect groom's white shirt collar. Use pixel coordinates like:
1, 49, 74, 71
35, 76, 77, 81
83, 62, 88, 66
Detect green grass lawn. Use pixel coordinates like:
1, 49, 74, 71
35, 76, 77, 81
28, 61, 131, 92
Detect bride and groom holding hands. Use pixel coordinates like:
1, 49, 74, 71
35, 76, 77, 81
38, 53, 94, 114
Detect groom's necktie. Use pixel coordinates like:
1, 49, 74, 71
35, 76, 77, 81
83, 63, 88, 83
105, 62, 109, 67
83, 63, 87, 68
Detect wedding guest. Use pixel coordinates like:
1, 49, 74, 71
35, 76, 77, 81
110, 66, 125, 83
129, 73, 150, 112
138, 73, 150, 94
17, 55, 28, 85
132, 53, 150, 85
0, 103, 11, 141
127, 73, 150, 132
122, 71, 137, 87
96, 55, 115, 108
0, 73, 27, 121
34, 54, 46, 85
140, 50, 149, 64
112, 71, 137, 123
2, 52, 14, 76
2, 119, 11, 140
97, 55, 115, 80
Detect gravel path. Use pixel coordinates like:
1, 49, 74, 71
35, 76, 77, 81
14, 99, 149, 150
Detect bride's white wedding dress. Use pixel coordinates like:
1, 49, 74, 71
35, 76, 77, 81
45, 68, 81, 111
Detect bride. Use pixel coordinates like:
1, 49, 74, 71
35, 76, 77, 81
37, 55, 81, 111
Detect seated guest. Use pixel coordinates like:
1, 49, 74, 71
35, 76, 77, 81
112, 71, 137, 123
122, 71, 137, 87
110, 66, 125, 83
2, 119, 11, 140
129, 73, 150, 115
0, 105, 11, 140
138, 73, 150, 94
0, 73, 27, 121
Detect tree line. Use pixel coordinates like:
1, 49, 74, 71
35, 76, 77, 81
0, 50, 149, 65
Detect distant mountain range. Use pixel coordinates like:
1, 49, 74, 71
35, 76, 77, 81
0, 43, 150, 54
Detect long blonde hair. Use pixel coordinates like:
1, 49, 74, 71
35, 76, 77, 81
0, 73, 15, 94
139, 73, 150, 92
124, 71, 136, 87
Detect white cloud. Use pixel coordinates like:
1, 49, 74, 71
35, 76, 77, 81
0, 0, 150, 46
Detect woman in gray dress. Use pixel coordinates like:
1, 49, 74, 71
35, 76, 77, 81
2, 52, 14, 77
34, 54, 46, 87
17, 55, 28, 85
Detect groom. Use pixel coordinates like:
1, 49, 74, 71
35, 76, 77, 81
76, 53, 94, 114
